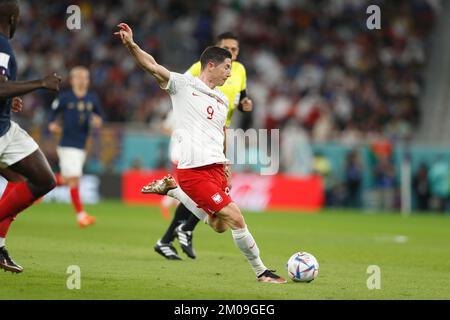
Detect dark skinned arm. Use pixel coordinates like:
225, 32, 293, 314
0, 73, 62, 98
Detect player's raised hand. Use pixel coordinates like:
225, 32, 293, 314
114, 23, 134, 46
42, 73, 62, 91
48, 122, 62, 134
11, 97, 23, 113
241, 97, 253, 112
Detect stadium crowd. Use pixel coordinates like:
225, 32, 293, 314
12, 0, 438, 141
9, 0, 443, 211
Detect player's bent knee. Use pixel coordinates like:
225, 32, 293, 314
218, 203, 246, 230
214, 223, 228, 233
47, 175, 57, 191
36, 172, 57, 195
43, 170, 57, 190
232, 215, 246, 230
210, 218, 229, 233
213, 225, 228, 233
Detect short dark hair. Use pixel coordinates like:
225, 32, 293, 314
217, 32, 238, 43
200, 46, 232, 70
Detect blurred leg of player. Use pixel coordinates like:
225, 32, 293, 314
179, 214, 200, 233
0, 143, 57, 273
172, 213, 200, 258
56, 147, 95, 228
159, 195, 177, 220
0, 170, 24, 247
154, 203, 191, 260
143, 177, 208, 260
166, 189, 205, 259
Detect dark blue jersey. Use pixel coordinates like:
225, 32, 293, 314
0, 33, 17, 137
49, 90, 103, 149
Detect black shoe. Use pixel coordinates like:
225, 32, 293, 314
154, 240, 182, 260
257, 269, 287, 284
174, 224, 196, 259
0, 246, 24, 273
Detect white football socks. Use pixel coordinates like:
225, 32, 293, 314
231, 226, 267, 276
0, 237, 5, 248
167, 188, 209, 224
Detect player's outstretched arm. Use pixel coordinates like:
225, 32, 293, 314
115, 23, 170, 88
0, 73, 61, 98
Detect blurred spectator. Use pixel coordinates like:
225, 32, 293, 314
413, 163, 430, 211
8, 0, 439, 189
428, 157, 449, 212
281, 120, 313, 176
312, 152, 334, 206
130, 158, 143, 171
11, 0, 436, 146
373, 155, 397, 210
345, 150, 363, 208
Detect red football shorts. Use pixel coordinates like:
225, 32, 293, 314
177, 163, 232, 216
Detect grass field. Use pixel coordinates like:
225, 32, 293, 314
1, 201, 450, 300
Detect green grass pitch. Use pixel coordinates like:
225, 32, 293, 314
1, 201, 449, 300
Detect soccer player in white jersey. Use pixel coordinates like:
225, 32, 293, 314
155, 32, 252, 260
115, 23, 286, 283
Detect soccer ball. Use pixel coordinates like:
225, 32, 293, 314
286, 252, 319, 282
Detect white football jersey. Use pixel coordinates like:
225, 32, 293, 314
164, 72, 230, 169
163, 110, 180, 165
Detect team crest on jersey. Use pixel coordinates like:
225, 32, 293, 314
77, 101, 85, 111
212, 193, 223, 204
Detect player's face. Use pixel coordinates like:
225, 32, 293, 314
70, 69, 90, 92
212, 58, 232, 86
219, 39, 239, 61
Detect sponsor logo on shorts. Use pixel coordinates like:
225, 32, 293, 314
212, 193, 223, 204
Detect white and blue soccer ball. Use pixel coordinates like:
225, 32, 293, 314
286, 252, 319, 282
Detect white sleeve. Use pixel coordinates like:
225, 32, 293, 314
163, 72, 188, 95
0, 53, 11, 77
